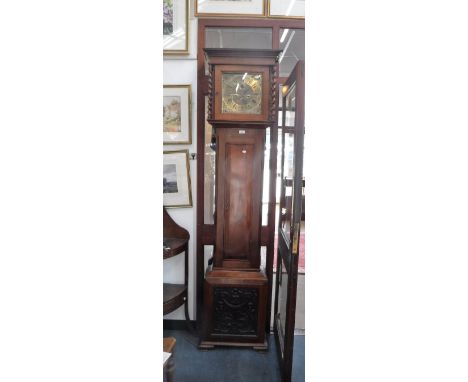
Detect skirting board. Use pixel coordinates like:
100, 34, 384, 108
163, 319, 197, 331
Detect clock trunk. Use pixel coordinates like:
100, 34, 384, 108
214, 127, 265, 270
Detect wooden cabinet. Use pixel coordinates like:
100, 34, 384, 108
163, 208, 191, 323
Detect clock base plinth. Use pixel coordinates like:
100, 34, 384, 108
198, 338, 268, 351
200, 269, 268, 349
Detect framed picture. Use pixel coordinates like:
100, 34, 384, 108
195, 0, 265, 17
164, 0, 189, 55
163, 150, 193, 208
268, 0, 305, 18
163, 85, 191, 145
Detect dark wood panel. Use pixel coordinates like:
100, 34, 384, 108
223, 143, 254, 259
214, 128, 264, 269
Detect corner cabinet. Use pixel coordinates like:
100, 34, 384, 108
163, 208, 191, 325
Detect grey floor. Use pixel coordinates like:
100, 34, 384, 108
163, 329, 305, 382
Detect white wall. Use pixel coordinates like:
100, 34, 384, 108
163, 11, 198, 320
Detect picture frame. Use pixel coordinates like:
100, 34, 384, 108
163, 85, 192, 145
268, 0, 305, 19
195, 0, 265, 18
164, 0, 189, 55
163, 150, 193, 208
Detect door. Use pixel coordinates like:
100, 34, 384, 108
273, 60, 305, 382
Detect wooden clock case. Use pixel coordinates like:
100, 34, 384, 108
199, 49, 281, 350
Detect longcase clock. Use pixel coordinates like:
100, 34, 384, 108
199, 48, 281, 350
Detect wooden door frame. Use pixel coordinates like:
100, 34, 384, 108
196, 17, 305, 335
273, 60, 305, 381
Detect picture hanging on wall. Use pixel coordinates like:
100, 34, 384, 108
163, 85, 191, 145
268, 0, 305, 18
163, 150, 193, 208
164, 0, 189, 55
195, 0, 265, 17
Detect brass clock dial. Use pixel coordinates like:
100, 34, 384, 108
221, 73, 263, 115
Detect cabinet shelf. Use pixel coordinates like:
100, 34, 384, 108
163, 237, 188, 259
163, 283, 188, 315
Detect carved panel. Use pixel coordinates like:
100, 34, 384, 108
212, 287, 259, 335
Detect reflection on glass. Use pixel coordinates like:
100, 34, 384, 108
277, 257, 289, 355
284, 83, 296, 127
279, 29, 305, 77
204, 245, 214, 271
205, 27, 273, 49
205, 27, 272, 75
260, 246, 267, 272
222, 73, 263, 114
204, 96, 216, 224
281, 132, 295, 241
278, 84, 284, 109
276, 128, 283, 204
262, 127, 270, 226
270, 0, 305, 18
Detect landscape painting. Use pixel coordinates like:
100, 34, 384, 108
163, 85, 191, 144
163, 164, 178, 194
163, 0, 188, 54
163, 0, 173, 35
163, 96, 181, 133
163, 150, 192, 208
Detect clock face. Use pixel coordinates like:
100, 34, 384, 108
221, 72, 263, 115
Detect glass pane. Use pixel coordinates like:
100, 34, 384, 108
260, 246, 267, 273
204, 245, 214, 271
281, 132, 295, 242
205, 27, 273, 49
279, 29, 305, 77
262, 127, 270, 226
276, 128, 283, 203
204, 96, 216, 224
270, 0, 305, 18
222, 72, 263, 114
284, 83, 296, 127
277, 257, 289, 355
278, 84, 284, 109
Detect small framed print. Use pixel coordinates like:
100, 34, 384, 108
163, 0, 189, 55
163, 150, 193, 208
195, 0, 265, 17
163, 85, 191, 145
268, 0, 305, 19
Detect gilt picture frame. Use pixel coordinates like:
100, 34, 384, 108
163, 150, 193, 208
163, 85, 192, 145
163, 0, 189, 55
